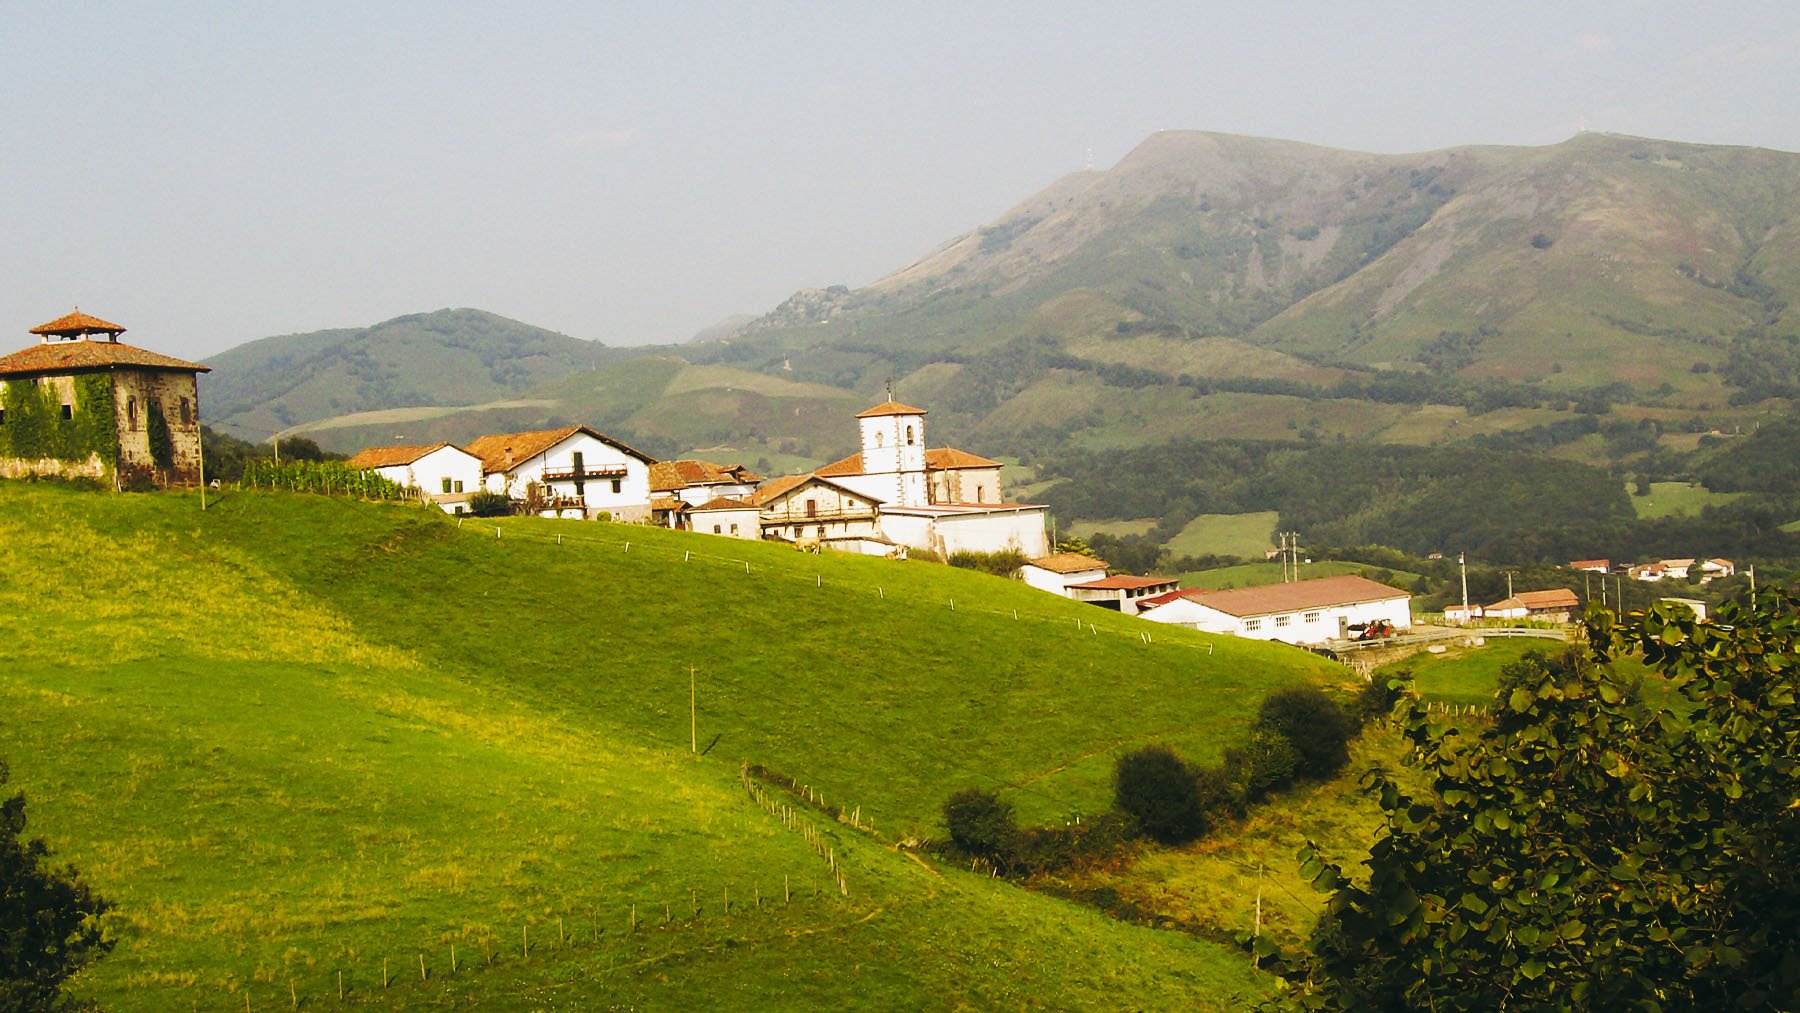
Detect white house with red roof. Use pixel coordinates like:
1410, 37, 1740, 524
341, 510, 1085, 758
344, 442, 483, 514
1138, 575, 1412, 644
648, 459, 763, 528
465, 425, 656, 520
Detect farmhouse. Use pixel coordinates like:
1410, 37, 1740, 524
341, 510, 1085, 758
1568, 559, 1611, 574
1137, 575, 1412, 644
344, 442, 483, 513
0, 310, 209, 486
748, 473, 890, 552
1484, 588, 1580, 622
1443, 603, 1484, 623
466, 425, 655, 520
686, 496, 762, 540
649, 459, 762, 528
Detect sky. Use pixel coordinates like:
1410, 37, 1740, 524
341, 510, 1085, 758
4, 2, 1799, 359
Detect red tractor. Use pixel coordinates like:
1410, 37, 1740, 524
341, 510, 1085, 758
1350, 619, 1397, 641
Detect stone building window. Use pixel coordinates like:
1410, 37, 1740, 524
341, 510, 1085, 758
61, 403, 73, 421
179, 397, 192, 424
906, 425, 915, 445
127, 397, 138, 429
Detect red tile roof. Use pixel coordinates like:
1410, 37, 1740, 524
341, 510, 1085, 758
1179, 575, 1409, 618
345, 443, 456, 469
1514, 588, 1580, 610
925, 447, 1000, 469
1067, 575, 1178, 591
464, 425, 654, 474
690, 496, 758, 511
748, 473, 815, 506
855, 400, 927, 418
814, 452, 864, 477
649, 459, 761, 492
30, 310, 126, 336
1568, 559, 1610, 571
0, 340, 209, 377
817, 446, 1000, 478
1025, 552, 1110, 574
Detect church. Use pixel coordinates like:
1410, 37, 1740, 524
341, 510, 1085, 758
760, 398, 1050, 558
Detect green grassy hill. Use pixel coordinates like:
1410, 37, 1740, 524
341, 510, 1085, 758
202, 309, 621, 446
2, 482, 1342, 1008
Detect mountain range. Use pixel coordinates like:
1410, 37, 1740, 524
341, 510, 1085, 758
200, 131, 1800, 538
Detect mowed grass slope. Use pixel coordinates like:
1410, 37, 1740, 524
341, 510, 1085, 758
1, 483, 1337, 1008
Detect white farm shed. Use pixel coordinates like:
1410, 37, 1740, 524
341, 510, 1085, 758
879, 503, 1050, 559
1021, 553, 1110, 596
1138, 575, 1412, 645
344, 442, 483, 514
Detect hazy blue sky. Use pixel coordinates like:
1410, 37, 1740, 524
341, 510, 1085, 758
4, 2, 1797, 359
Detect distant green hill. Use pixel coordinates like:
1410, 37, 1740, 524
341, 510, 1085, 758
1, 482, 1339, 1008
202, 308, 621, 445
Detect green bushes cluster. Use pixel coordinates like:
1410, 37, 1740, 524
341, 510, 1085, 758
939, 788, 1133, 875
942, 681, 1377, 873
465, 490, 513, 517
945, 548, 1027, 577
1113, 684, 1361, 847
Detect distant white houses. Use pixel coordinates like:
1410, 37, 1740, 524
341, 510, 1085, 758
336, 396, 1048, 560
465, 426, 656, 521
345, 443, 484, 514
1137, 575, 1412, 645
1443, 602, 1483, 623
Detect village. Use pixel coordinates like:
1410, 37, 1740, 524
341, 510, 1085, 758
0, 309, 1741, 649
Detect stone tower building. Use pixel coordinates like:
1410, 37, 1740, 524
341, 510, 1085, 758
0, 310, 211, 486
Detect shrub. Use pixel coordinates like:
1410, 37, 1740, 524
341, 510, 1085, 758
1, 759, 113, 1008
1355, 675, 1407, 725
1224, 729, 1302, 802
1256, 685, 1356, 779
465, 490, 513, 518
946, 548, 1027, 577
943, 788, 1018, 866
1013, 810, 1134, 875
1114, 746, 1207, 845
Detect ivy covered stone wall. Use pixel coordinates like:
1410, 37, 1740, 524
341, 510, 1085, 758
0, 374, 120, 476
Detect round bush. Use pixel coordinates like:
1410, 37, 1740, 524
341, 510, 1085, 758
1257, 685, 1356, 778
1114, 746, 1207, 845
943, 788, 1018, 864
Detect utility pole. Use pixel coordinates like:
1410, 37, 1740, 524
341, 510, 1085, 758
1503, 570, 1516, 599
198, 437, 207, 512
689, 666, 697, 754
1460, 553, 1469, 617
